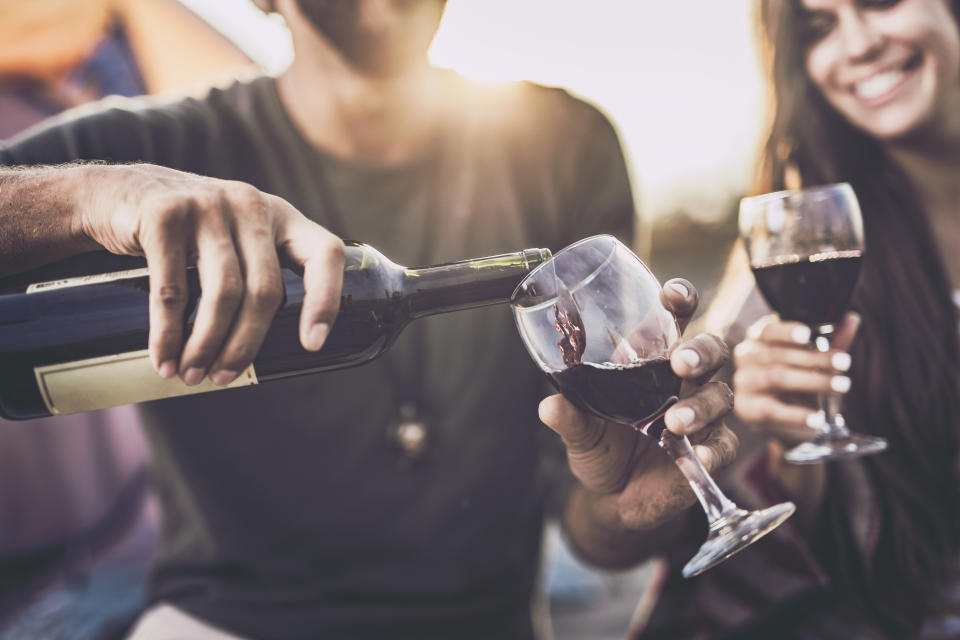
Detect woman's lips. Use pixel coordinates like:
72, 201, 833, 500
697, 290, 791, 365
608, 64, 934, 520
849, 52, 923, 104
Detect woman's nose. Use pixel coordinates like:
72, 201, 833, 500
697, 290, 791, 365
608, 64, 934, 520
837, 8, 885, 62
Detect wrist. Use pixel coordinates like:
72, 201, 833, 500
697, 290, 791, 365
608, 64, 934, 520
64, 164, 110, 254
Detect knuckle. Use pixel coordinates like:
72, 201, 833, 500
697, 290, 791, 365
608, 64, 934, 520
757, 397, 779, 423
233, 184, 271, 222
248, 280, 283, 310
216, 278, 244, 306
325, 236, 346, 262
192, 192, 221, 216
148, 328, 178, 352
735, 394, 767, 423
152, 204, 190, 231
766, 365, 786, 387
246, 224, 274, 244
709, 381, 735, 413
153, 283, 187, 309
707, 333, 729, 357
185, 346, 217, 367
232, 182, 262, 206
220, 345, 257, 371
732, 369, 748, 392
718, 426, 739, 465
733, 341, 752, 365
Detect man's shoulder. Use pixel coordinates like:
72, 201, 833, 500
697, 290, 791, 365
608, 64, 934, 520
1, 74, 273, 166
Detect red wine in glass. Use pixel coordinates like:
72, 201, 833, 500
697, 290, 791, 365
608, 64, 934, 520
751, 250, 862, 327
550, 298, 681, 433
548, 359, 681, 435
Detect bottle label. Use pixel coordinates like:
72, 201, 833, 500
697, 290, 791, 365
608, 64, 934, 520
26, 267, 151, 293
34, 349, 258, 415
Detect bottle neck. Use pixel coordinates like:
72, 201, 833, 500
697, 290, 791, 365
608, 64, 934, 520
405, 248, 552, 318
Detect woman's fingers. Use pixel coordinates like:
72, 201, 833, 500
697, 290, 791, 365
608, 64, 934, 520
734, 340, 851, 373
734, 363, 851, 395
734, 392, 821, 444
746, 315, 813, 345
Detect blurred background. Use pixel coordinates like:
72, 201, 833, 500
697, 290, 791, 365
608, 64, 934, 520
0, 1, 765, 639
181, 0, 765, 302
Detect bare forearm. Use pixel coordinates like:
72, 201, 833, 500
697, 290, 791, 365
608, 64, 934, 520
0, 164, 100, 277
561, 485, 690, 569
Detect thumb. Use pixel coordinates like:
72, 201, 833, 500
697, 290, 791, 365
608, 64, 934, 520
539, 394, 605, 453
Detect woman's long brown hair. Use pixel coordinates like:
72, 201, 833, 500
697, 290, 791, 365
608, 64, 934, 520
757, 0, 960, 634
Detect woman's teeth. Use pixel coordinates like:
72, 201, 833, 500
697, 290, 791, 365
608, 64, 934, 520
854, 68, 906, 100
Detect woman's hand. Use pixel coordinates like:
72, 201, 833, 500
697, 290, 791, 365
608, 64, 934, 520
732, 313, 860, 445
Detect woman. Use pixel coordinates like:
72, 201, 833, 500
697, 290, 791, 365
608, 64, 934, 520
641, 1, 960, 638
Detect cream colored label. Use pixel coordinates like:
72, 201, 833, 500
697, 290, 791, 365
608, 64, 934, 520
26, 267, 150, 293
34, 349, 257, 415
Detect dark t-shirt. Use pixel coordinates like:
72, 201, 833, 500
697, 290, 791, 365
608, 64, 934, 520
0, 73, 633, 639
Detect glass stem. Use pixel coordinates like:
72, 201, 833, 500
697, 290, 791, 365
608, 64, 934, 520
813, 327, 851, 440
656, 426, 740, 533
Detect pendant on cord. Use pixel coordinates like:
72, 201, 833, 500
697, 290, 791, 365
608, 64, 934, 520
386, 401, 431, 466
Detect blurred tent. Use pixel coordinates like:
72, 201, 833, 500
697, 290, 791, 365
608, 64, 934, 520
0, 1, 253, 638
0, 0, 254, 138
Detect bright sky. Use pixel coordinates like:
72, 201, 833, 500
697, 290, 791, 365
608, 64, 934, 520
180, 0, 766, 225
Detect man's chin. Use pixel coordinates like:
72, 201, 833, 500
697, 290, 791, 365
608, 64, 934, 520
341, 47, 418, 78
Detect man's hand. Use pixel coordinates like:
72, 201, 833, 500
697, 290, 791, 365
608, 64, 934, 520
539, 279, 737, 536
76, 164, 345, 385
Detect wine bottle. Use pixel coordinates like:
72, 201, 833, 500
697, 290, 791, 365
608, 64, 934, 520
0, 243, 551, 420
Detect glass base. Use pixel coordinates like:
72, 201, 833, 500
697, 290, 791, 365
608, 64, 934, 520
681, 502, 796, 579
784, 433, 888, 465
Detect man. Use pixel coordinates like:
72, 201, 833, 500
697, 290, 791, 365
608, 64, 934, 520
0, 1, 737, 638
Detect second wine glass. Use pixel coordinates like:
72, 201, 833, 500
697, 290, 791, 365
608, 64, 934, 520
739, 183, 887, 463
511, 235, 795, 578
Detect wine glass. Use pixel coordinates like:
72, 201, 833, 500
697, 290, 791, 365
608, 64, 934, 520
511, 235, 795, 578
739, 183, 887, 463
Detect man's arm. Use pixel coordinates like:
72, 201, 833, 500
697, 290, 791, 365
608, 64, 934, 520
561, 485, 692, 569
0, 162, 345, 385
0, 165, 100, 276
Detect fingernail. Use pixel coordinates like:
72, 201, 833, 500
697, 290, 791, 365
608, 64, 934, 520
183, 367, 205, 386
211, 370, 238, 387
158, 360, 177, 379
666, 406, 696, 432
792, 326, 811, 344
669, 282, 689, 298
830, 375, 851, 393
831, 352, 852, 372
677, 349, 700, 369
806, 411, 826, 429
306, 323, 330, 351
